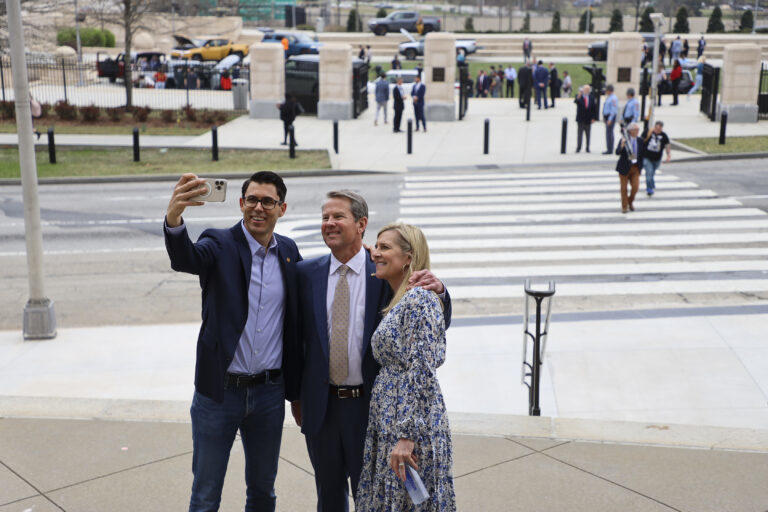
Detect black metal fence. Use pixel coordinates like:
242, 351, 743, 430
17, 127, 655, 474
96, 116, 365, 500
352, 62, 369, 119
0, 57, 251, 111
759, 62, 768, 120
699, 63, 720, 122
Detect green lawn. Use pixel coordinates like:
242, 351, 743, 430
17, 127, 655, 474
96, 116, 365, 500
677, 136, 768, 154
372, 60, 603, 93
0, 147, 330, 179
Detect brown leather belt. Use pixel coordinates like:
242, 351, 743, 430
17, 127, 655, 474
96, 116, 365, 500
329, 385, 364, 399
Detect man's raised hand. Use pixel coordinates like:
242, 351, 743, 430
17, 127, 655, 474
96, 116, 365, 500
166, 173, 207, 227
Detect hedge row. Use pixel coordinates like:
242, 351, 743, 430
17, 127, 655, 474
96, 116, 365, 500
0, 101, 229, 124
57, 27, 116, 48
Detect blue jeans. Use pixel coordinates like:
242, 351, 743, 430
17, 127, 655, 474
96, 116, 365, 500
189, 376, 285, 512
643, 158, 661, 193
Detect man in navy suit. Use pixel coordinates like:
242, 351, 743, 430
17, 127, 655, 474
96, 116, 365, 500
292, 190, 451, 512
392, 77, 405, 133
411, 74, 426, 132
164, 171, 302, 512
533, 59, 549, 109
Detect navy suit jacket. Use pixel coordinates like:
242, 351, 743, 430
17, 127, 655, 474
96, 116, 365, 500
296, 251, 452, 437
164, 222, 303, 403
411, 83, 426, 109
615, 136, 646, 175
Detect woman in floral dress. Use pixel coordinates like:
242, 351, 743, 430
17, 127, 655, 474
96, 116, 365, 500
355, 223, 456, 512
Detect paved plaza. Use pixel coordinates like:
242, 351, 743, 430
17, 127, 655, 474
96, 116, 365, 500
2, 88, 768, 510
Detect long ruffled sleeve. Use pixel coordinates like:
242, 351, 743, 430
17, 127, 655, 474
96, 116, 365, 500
394, 287, 446, 441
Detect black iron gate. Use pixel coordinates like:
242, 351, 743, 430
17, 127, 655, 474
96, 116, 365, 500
352, 62, 369, 118
699, 63, 720, 121
759, 62, 768, 120
458, 63, 470, 120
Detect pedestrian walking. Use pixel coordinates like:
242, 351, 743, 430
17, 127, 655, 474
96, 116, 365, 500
533, 60, 549, 109
504, 64, 517, 98
642, 121, 671, 196
697, 36, 706, 58
561, 70, 572, 97
602, 84, 618, 154
518, 61, 533, 109
411, 74, 426, 132
522, 38, 532, 62
659, 38, 667, 65
615, 123, 644, 213
669, 59, 682, 106
278, 95, 303, 146
671, 36, 683, 65
374, 73, 389, 126
548, 63, 559, 108
574, 85, 598, 153
688, 56, 705, 98
621, 88, 640, 126
391, 54, 402, 70
393, 77, 405, 132
682, 38, 690, 59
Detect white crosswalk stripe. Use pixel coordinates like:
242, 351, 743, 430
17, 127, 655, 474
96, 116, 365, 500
397, 170, 768, 301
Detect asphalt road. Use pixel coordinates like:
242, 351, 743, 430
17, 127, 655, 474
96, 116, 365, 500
1, 159, 766, 330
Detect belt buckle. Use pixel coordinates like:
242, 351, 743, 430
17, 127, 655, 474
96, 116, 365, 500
352, 388, 360, 398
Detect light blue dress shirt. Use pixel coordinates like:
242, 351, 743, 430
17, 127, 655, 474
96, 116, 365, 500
603, 93, 618, 122
164, 220, 286, 375
229, 221, 286, 375
622, 97, 639, 123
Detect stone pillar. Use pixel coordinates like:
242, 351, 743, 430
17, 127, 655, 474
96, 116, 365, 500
606, 32, 643, 100
318, 43, 353, 120
249, 41, 283, 119
717, 43, 761, 123
424, 32, 456, 122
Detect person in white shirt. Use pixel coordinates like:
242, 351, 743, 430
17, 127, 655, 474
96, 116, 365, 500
504, 65, 517, 98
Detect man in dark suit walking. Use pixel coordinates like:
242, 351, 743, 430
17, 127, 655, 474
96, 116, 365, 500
392, 77, 405, 133
411, 74, 427, 132
293, 190, 451, 512
517, 61, 533, 109
164, 171, 303, 512
615, 123, 645, 213
574, 84, 598, 152
533, 59, 549, 109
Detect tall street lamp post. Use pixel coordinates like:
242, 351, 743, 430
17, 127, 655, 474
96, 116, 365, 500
5, 0, 57, 340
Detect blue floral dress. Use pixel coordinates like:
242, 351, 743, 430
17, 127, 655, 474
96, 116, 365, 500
355, 287, 456, 512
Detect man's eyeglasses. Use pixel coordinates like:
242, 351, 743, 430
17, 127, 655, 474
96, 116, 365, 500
243, 195, 282, 210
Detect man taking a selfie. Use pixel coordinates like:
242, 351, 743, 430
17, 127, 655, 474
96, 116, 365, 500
164, 171, 302, 512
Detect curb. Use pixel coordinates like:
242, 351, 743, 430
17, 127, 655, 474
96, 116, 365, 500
0, 168, 390, 186
2, 396, 767, 453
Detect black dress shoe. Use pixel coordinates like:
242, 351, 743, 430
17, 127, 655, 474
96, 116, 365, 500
280, 141, 287, 145
602, 150, 612, 154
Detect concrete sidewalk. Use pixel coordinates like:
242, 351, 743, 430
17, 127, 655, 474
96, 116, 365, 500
2, 98, 766, 172
1, 415, 768, 512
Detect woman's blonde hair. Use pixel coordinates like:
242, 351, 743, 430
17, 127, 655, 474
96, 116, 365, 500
377, 223, 433, 314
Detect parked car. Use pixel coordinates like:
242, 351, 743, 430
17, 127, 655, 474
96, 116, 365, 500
398, 30, 477, 60
285, 54, 368, 114
171, 36, 249, 61
262, 31, 322, 57
658, 68, 694, 94
97, 51, 167, 83
368, 11, 440, 36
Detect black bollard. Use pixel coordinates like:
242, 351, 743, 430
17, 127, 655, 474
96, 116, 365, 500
483, 118, 489, 154
719, 111, 727, 145
526, 95, 531, 121
211, 126, 219, 161
333, 120, 338, 154
132, 127, 140, 162
407, 119, 413, 154
289, 125, 296, 159
560, 117, 567, 154
47, 127, 56, 164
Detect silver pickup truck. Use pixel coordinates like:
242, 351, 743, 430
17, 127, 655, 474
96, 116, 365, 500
397, 30, 478, 60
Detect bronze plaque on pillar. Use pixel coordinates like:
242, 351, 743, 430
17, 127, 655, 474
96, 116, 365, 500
617, 67, 632, 82
432, 67, 445, 82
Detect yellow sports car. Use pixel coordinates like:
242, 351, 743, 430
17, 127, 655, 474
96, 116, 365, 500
172, 35, 249, 61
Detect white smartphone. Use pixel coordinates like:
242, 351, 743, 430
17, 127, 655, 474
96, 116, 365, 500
191, 178, 227, 202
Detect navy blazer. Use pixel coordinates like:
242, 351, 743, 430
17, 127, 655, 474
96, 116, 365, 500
296, 252, 452, 437
615, 136, 646, 175
411, 83, 426, 106
165, 222, 303, 403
